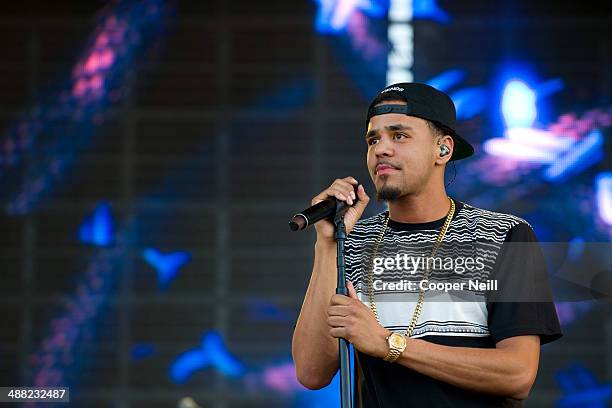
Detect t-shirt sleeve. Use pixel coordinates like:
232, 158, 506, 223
486, 222, 563, 345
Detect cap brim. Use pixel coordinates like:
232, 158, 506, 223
450, 132, 474, 161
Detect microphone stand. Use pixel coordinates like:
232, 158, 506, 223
333, 209, 352, 408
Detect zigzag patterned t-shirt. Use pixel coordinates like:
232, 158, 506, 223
346, 200, 562, 407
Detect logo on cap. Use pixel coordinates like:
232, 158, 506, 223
381, 86, 404, 93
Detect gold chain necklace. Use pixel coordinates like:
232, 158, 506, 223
367, 198, 456, 338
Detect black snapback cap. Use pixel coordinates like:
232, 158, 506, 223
366, 82, 474, 161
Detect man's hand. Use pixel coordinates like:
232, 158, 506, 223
327, 280, 390, 358
311, 177, 370, 245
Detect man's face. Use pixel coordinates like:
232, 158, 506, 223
366, 101, 437, 201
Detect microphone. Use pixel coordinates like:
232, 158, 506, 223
289, 198, 354, 231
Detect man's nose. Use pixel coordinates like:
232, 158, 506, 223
374, 135, 393, 157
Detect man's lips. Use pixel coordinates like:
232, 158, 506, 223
375, 164, 399, 175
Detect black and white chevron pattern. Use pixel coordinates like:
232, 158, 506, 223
345, 202, 529, 339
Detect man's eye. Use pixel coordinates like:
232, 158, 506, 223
394, 133, 407, 140
367, 138, 379, 146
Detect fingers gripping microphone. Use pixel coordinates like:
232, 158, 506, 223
289, 197, 356, 231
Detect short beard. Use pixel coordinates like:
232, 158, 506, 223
376, 185, 404, 202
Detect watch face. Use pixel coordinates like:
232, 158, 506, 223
389, 333, 406, 348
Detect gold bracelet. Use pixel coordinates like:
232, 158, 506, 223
383, 348, 402, 363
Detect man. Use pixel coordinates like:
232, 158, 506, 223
291, 82, 562, 407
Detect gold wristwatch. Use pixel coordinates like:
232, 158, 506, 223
383, 332, 407, 363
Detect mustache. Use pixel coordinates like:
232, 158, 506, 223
374, 161, 401, 170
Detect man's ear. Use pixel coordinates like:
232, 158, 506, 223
435, 135, 454, 165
